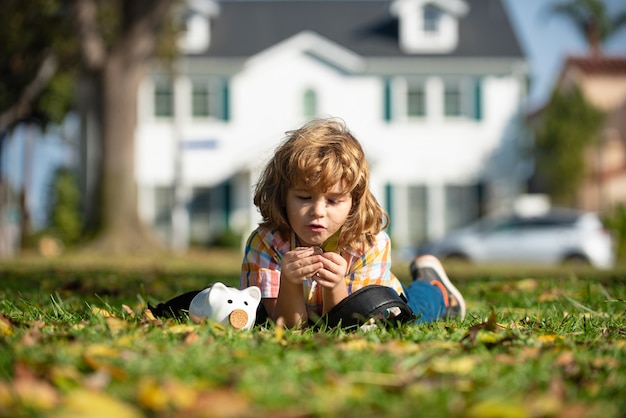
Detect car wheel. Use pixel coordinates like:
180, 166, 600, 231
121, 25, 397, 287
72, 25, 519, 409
562, 254, 590, 267
443, 253, 470, 265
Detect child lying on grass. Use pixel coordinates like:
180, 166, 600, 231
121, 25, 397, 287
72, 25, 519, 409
240, 117, 466, 328
152, 118, 465, 329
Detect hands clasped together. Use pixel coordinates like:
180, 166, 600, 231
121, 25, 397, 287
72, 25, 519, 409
281, 246, 347, 289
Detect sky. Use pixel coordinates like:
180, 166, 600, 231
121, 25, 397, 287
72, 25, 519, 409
503, 0, 626, 111
2, 0, 626, 231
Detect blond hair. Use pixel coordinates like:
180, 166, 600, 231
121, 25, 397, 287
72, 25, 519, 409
254, 118, 388, 250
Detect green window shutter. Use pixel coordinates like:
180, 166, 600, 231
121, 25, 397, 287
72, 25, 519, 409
223, 181, 231, 228
384, 78, 392, 122
473, 78, 482, 121
222, 78, 230, 121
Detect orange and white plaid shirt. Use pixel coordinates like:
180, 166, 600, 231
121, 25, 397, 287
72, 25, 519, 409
240, 227, 404, 316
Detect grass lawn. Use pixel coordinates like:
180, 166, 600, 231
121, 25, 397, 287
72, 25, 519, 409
1, 250, 625, 418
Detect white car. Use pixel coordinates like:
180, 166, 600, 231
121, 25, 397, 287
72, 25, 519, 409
418, 209, 615, 269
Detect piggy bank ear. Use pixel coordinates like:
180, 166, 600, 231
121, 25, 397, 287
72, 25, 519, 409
207, 282, 230, 307
244, 286, 261, 303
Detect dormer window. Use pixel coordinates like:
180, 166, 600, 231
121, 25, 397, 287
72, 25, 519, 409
178, 0, 220, 53
390, 0, 468, 54
423, 4, 441, 34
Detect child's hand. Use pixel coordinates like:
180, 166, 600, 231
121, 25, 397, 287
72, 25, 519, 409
281, 247, 324, 285
313, 252, 348, 289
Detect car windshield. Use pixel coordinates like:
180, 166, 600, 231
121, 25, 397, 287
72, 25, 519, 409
472, 210, 582, 233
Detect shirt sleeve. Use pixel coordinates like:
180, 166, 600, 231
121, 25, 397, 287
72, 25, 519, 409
345, 231, 404, 296
240, 229, 282, 299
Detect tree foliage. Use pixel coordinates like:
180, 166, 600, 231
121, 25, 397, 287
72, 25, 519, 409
549, 0, 626, 56
0, 0, 77, 131
604, 204, 626, 259
1, 0, 184, 255
533, 87, 604, 205
47, 168, 83, 245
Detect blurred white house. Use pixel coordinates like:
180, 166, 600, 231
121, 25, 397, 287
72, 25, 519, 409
134, 0, 529, 251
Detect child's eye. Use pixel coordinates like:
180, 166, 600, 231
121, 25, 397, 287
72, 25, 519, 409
327, 197, 345, 205
297, 195, 311, 200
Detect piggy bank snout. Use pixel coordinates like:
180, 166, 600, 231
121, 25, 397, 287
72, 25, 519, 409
228, 309, 249, 329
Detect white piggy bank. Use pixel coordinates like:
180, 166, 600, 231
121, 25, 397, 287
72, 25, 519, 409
189, 283, 262, 330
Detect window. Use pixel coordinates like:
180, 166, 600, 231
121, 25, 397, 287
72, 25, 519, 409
407, 81, 426, 117
385, 77, 482, 122
408, 185, 428, 246
191, 78, 229, 120
154, 186, 175, 227
445, 184, 480, 231
423, 4, 441, 34
189, 187, 212, 245
444, 80, 463, 117
192, 81, 210, 117
154, 80, 174, 117
443, 78, 483, 120
303, 88, 317, 118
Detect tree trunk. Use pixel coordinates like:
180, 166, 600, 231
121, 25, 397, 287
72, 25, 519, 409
85, 49, 163, 255
586, 21, 603, 57
74, 0, 175, 255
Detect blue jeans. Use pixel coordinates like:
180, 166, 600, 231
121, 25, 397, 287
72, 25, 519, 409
401, 281, 447, 324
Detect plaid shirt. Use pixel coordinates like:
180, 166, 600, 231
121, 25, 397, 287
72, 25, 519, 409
240, 227, 404, 316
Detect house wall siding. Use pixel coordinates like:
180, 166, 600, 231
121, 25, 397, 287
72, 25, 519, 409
134, 2, 527, 249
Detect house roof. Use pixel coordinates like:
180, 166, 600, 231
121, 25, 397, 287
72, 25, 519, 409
562, 56, 626, 75
197, 0, 524, 59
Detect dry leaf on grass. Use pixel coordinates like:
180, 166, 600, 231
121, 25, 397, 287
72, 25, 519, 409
46, 389, 143, 418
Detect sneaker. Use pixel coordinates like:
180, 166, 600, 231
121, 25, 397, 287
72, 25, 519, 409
410, 255, 466, 320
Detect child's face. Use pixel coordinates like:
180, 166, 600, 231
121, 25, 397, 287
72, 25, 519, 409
285, 182, 353, 247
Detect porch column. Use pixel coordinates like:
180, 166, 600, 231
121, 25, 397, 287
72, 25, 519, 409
426, 182, 446, 241
171, 74, 190, 252
391, 183, 410, 248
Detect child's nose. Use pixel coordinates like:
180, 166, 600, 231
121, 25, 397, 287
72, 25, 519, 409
309, 199, 325, 217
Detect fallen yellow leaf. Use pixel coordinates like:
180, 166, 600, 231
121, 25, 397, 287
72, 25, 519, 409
536, 334, 563, 345
430, 356, 478, 376
142, 308, 157, 321
82, 344, 126, 380
138, 377, 222, 414
137, 379, 169, 412
105, 317, 128, 335
121, 304, 135, 317
516, 278, 538, 292
476, 331, 501, 345
0, 315, 13, 336
91, 307, 115, 318
337, 338, 374, 352
467, 398, 527, 418
46, 389, 143, 418
166, 324, 197, 334
275, 317, 285, 343
13, 376, 60, 411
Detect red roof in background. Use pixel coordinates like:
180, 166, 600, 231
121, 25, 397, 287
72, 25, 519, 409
564, 55, 626, 74
526, 55, 626, 120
